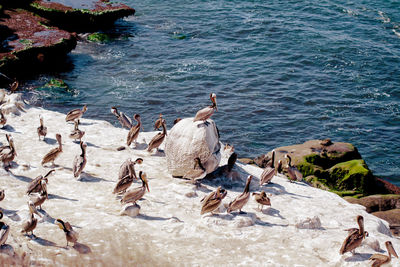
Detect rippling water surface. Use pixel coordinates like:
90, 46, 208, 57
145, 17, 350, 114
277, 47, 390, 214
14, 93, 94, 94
25, 0, 400, 185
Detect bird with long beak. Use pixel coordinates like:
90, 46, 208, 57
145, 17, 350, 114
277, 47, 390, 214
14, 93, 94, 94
113, 162, 136, 194
0, 135, 16, 169
285, 154, 303, 182
147, 119, 167, 154
369, 241, 398, 267
69, 120, 85, 142
0, 109, 6, 129
42, 134, 62, 167
121, 171, 149, 205
252, 191, 271, 211
154, 113, 163, 130
56, 219, 79, 247
118, 158, 143, 180
127, 114, 142, 147
0, 134, 11, 153
73, 141, 87, 179
111, 106, 133, 129
21, 201, 40, 236
27, 169, 54, 195
0, 211, 10, 246
260, 150, 276, 185
227, 175, 252, 214
9, 79, 18, 93
37, 115, 47, 141
200, 186, 227, 215
183, 157, 207, 182
29, 180, 48, 210
193, 93, 217, 124
340, 215, 368, 255
65, 105, 87, 122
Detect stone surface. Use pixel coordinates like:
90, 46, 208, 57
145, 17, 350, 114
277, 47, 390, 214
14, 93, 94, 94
164, 118, 221, 177
345, 195, 400, 213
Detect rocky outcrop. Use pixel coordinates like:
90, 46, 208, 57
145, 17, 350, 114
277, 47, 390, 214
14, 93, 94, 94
29, 0, 135, 32
345, 195, 400, 213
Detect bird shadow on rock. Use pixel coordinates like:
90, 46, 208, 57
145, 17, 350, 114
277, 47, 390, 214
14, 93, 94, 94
132, 142, 148, 150
48, 193, 78, 202
261, 207, 285, 219
1, 125, 16, 132
44, 137, 57, 145
2, 208, 20, 221
255, 219, 289, 228
137, 214, 171, 221
344, 253, 372, 262
149, 150, 165, 157
203, 213, 233, 221
73, 242, 92, 254
262, 182, 312, 199
37, 209, 56, 224
32, 236, 59, 247
79, 173, 112, 183
78, 122, 94, 126
73, 140, 99, 148
8, 172, 32, 183
0, 244, 14, 257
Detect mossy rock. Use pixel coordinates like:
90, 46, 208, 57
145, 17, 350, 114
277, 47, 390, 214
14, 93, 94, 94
45, 78, 69, 89
87, 32, 112, 43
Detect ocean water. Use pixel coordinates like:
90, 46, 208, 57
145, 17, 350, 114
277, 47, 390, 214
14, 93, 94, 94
25, 0, 400, 185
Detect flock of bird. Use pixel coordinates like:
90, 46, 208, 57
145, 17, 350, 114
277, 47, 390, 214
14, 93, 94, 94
0, 92, 397, 266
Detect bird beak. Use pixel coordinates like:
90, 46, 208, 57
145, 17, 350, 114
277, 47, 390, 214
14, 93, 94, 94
145, 182, 150, 192
389, 243, 399, 258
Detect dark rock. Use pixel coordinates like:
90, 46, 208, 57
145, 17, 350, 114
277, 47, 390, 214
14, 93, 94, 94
372, 209, 400, 236
344, 195, 400, 213
29, 0, 135, 32
238, 158, 254, 165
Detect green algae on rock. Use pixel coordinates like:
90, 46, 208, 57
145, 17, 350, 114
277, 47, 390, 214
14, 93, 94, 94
87, 32, 112, 43
45, 78, 69, 89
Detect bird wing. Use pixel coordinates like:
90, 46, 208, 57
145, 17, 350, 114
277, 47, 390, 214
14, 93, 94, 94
201, 197, 222, 214
369, 254, 388, 267
65, 222, 73, 231
340, 231, 363, 254
26, 176, 43, 194
228, 192, 250, 212
127, 126, 140, 146
113, 176, 133, 193
73, 155, 86, 177
260, 167, 274, 185
42, 148, 60, 164
193, 106, 213, 122
147, 132, 165, 151
65, 109, 81, 121
120, 113, 133, 129
122, 187, 145, 203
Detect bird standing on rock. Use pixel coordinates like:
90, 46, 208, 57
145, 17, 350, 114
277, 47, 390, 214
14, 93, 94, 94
227, 175, 252, 214
66, 105, 87, 122
56, 219, 79, 247
252, 191, 271, 211
200, 186, 227, 215
0, 109, 6, 129
111, 106, 133, 129
127, 114, 142, 147
260, 150, 276, 185
37, 115, 47, 141
0, 135, 16, 169
69, 119, 85, 142
285, 154, 303, 182
340, 215, 368, 255
0, 211, 10, 246
193, 93, 217, 124
41, 134, 62, 167
369, 241, 398, 267
147, 119, 167, 153
21, 202, 39, 236
27, 169, 54, 195
121, 171, 149, 205
154, 113, 163, 130
113, 162, 135, 194
73, 141, 87, 179
118, 158, 143, 180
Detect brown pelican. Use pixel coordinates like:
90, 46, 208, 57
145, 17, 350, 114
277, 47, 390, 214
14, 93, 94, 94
113, 163, 136, 194
37, 115, 47, 141
73, 141, 87, 179
127, 114, 141, 147
173, 118, 182, 125
200, 186, 227, 215
285, 154, 303, 182
0, 134, 11, 153
0, 211, 10, 246
65, 105, 87, 122
154, 113, 163, 130
21, 202, 39, 236
0, 189, 4, 202
340, 215, 368, 255
369, 241, 398, 267
26, 169, 54, 195
227, 175, 252, 214
41, 134, 62, 166
193, 93, 217, 123
69, 119, 85, 141
9, 79, 18, 93
0, 135, 16, 168
29, 180, 48, 210
183, 157, 207, 182
56, 219, 79, 247
260, 150, 276, 185
147, 119, 167, 153
111, 106, 133, 129
0, 109, 6, 129
252, 191, 271, 211
276, 160, 283, 175
121, 171, 149, 205
118, 158, 143, 180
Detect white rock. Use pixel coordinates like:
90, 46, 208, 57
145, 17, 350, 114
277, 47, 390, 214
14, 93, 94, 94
0, 89, 6, 103
295, 216, 322, 229
165, 117, 221, 177
120, 204, 140, 217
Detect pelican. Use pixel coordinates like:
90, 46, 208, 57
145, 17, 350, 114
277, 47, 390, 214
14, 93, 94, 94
227, 175, 252, 214
65, 105, 87, 122
147, 119, 167, 153
73, 141, 87, 179
0, 134, 11, 153
29, 180, 48, 210
69, 119, 85, 141
0, 109, 6, 129
111, 106, 133, 129
193, 93, 217, 124
340, 215, 368, 255
121, 171, 149, 205
173, 118, 182, 125
26, 169, 54, 195
183, 157, 207, 182
127, 114, 141, 147
0, 189, 4, 201
56, 219, 79, 247
118, 158, 143, 180
154, 113, 163, 130
252, 191, 271, 211
0, 211, 10, 246
113, 163, 135, 194
9, 79, 18, 93
260, 150, 276, 185
37, 115, 47, 141
276, 160, 283, 175
21, 202, 39, 236
41, 134, 62, 166
200, 186, 227, 215
369, 241, 398, 267
0, 135, 16, 168
285, 154, 303, 182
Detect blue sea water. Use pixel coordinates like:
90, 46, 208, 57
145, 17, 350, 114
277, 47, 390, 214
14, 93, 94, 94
25, 0, 400, 185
